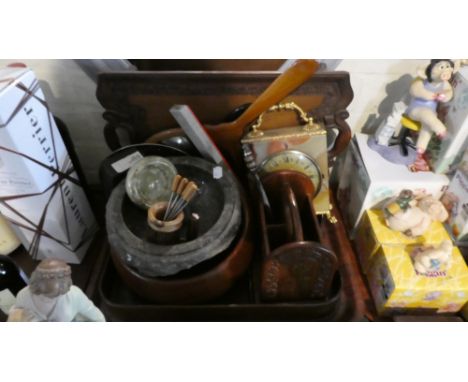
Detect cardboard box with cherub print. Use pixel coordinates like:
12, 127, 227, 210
355, 189, 452, 271
358, 189, 468, 314
367, 241, 468, 314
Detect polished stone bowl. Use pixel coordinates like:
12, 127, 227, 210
108, 189, 252, 304
106, 156, 242, 277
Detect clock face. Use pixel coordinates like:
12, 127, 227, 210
259, 150, 322, 196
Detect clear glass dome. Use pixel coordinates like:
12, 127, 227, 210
125, 156, 177, 209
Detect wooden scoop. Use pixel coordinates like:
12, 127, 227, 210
146, 60, 320, 171
204, 59, 320, 167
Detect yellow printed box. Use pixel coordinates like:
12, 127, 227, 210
367, 244, 468, 314
355, 209, 451, 272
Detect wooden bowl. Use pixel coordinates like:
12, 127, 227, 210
109, 190, 253, 304
106, 157, 242, 277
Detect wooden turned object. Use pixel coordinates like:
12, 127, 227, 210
147, 201, 184, 233
109, 189, 253, 304
259, 170, 338, 302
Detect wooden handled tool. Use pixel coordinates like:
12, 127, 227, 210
176, 177, 189, 195
164, 176, 188, 220
173, 177, 189, 208
167, 181, 199, 220
163, 174, 182, 221
205, 59, 320, 167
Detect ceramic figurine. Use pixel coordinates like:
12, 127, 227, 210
417, 194, 449, 222
7, 259, 105, 322
368, 60, 468, 168
384, 190, 448, 237
411, 240, 453, 275
383, 189, 415, 216
406, 60, 455, 171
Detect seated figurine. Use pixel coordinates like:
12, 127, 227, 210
7, 259, 105, 322
405, 60, 455, 171
411, 240, 453, 275
369, 59, 468, 168
384, 190, 448, 237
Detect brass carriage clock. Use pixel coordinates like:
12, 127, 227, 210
241, 102, 333, 220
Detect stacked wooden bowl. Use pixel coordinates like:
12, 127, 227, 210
105, 156, 253, 304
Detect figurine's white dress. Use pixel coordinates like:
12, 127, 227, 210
11, 285, 105, 322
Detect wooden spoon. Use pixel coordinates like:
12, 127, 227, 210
204, 59, 320, 168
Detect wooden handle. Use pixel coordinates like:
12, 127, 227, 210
205, 59, 320, 168
328, 112, 352, 160
171, 174, 182, 192
230, 60, 320, 129
176, 178, 189, 196
181, 181, 198, 202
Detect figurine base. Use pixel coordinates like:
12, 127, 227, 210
367, 137, 417, 166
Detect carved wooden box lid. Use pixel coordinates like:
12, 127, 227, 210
96, 70, 353, 160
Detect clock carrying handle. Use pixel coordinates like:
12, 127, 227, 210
282, 185, 304, 243
247, 102, 321, 137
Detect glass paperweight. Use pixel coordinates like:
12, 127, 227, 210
125, 156, 177, 209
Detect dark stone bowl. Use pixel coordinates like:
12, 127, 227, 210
106, 156, 242, 277
108, 188, 253, 304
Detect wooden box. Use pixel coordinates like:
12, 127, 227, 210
95, 69, 374, 321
